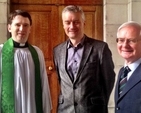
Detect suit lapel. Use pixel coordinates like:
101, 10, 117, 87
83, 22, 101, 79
74, 37, 92, 82
117, 64, 141, 102
59, 41, 73, 84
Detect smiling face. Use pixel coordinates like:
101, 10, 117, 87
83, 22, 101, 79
62, 11, 85, 41
8, 15, 31, 43
117, 25, 141, 64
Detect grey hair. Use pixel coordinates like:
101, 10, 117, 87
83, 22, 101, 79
117, 21, 141, 37
62, 5, 85, 21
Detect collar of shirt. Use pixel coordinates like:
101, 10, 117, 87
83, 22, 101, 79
13, 40, 28, 48
67, 36, 85, 49
124, 58, 141, 80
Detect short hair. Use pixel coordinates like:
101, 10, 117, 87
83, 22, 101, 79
62, 5, 85, 21
117, 21, 141, 37
8, 10, 32, 25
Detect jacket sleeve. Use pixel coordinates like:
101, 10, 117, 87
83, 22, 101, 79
99, 43, 115, 103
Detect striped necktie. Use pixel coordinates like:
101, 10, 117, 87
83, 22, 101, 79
119, 66, 131, 95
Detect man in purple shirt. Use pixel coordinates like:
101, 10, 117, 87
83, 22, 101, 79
53, 5, 115, 113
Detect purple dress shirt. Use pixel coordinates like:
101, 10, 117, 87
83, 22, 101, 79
67, 39, 84, 81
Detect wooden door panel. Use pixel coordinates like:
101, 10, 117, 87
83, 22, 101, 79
64, 0, 102, 5
83, 6, 103, 40
11, 0, 102, 5
11, 0, 57, 4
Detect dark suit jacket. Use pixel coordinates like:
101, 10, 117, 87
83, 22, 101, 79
115, 64, 141, 113
53, 35, 115, 113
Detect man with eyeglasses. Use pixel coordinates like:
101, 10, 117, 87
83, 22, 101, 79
115, 21, 141, 113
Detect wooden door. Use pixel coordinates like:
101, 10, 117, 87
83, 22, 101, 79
11, 1, 103, 113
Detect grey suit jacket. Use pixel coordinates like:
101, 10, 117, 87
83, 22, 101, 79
53, 35, 115, 113
115, 64, 141, 113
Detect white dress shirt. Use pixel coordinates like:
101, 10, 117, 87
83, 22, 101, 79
125, 58, 141, 81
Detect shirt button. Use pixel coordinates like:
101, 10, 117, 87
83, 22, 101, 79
116, 107, 120, 110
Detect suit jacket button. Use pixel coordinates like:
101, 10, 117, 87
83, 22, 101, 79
74, 102, 78, 106
73, 86, 76, 89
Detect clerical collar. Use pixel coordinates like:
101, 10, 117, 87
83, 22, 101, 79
13, 40, 28, 48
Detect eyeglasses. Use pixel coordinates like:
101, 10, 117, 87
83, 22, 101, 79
116, 38, 141, 45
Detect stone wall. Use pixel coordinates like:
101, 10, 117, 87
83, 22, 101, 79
0, 0, 10, 43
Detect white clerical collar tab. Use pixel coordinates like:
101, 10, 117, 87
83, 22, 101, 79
20, 43, 25, 46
